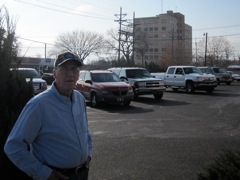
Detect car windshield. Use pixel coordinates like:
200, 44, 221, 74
213, 68, 226, 73
91, 73, 121, 82
219, 68, 227, 73
20, 69, 41, 78
199, 68, 214, 74
126, 69, 151, 78
183, 67, 202, 74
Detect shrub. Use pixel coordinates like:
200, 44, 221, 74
197, 150, 240, 180
0, 6, 33, 179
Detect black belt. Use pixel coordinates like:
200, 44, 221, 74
50, 165, 87, 176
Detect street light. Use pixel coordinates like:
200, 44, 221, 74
203, 32, 208, 66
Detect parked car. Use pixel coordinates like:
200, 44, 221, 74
42, 73, 54, 85
198, 67, 232, 85
227, 71, 240, 81
76, 70, 134, 107
10, 68, 47, 94
109, 67, 165, 100
152, 66, 217, 94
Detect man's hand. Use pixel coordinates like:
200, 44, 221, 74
83, 156, 91, 169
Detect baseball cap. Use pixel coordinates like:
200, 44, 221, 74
54, 51, 82, 67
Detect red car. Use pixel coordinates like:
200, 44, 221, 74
76, 70, 134, 107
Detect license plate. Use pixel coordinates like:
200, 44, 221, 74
117, 97, 124, 102
33, 84, 39, 90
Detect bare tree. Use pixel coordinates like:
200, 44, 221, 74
197, 36, 234, 66
106, 28, 133, 64
50, 30, 105, 64
134, 29, 148, 67
106, 27, 148, 66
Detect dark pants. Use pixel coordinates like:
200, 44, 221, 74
67, 167, 89, 180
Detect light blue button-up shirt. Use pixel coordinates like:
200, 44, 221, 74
4, 84, 93, 180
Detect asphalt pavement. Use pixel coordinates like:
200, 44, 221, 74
87, 82, 240, 180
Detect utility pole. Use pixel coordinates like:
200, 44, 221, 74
204, 32, 208, 66
114, 7, 127, 60
195, 39, 198, 64
132, 12, 135, 65
169, 27, 177, 64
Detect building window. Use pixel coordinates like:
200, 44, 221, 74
149, 27, 153, 31
161, 19, 166, 24
149, 48, 153, 52
154, 55, 159, 59
154, 34, 158, 38
148, 34, 153, 38
154, 27, 158, 31
162, 27, 166, 30
154, 48, 158, 52
144, 27, 148, 31
162, 48, 166, 52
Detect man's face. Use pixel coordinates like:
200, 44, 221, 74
53, 61, 80, 93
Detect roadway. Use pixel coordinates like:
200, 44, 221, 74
87, 82, 240, 180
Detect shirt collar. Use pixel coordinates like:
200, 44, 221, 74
50, 83, 77, 103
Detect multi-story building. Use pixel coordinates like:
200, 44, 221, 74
134, 10, 192, 67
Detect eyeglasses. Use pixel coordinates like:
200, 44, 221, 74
57, 66, 80, 74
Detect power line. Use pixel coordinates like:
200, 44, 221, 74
193, 24, 240, 31
16, 0, 114, 20
31, 0, 114, 19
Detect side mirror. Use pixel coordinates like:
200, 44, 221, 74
120, 76, 128, 82
85, 80, 92, 84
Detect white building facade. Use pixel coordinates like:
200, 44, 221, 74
134, 10, 192, 67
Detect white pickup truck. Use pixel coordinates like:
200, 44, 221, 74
151, 66, 218, 93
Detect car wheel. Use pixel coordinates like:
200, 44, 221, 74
186, 82, 195, 93
153, 92, 163, 100
217, 79, 220, 85
91, 92, 99, 107
123, 101, 131, 106
133, 91, 138, 100
206, 88, 214, 94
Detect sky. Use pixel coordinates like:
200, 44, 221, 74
1, 0, 240, 61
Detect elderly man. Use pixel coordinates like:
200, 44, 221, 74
4, 51, 93, 180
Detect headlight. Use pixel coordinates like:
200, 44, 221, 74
197, 77, 204, 81
42, 82, 47, 89
159, 81, 165, 85
128, 87, 133, 93
101, 90, 111, 94
210, 77, 216, 81
129, 82, 135, 87
137, 82, 146, 87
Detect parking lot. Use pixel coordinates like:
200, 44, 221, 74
87, 82, 240, 180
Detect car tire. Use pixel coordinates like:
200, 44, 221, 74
186, 82, 195, 93
91, 92, 99, 108
153, 92, 163, 100
123, 101, 131, 106
133, 91, 138, 100
206, 88, 214, 94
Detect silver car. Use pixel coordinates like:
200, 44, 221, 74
10, 68, 47, 94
